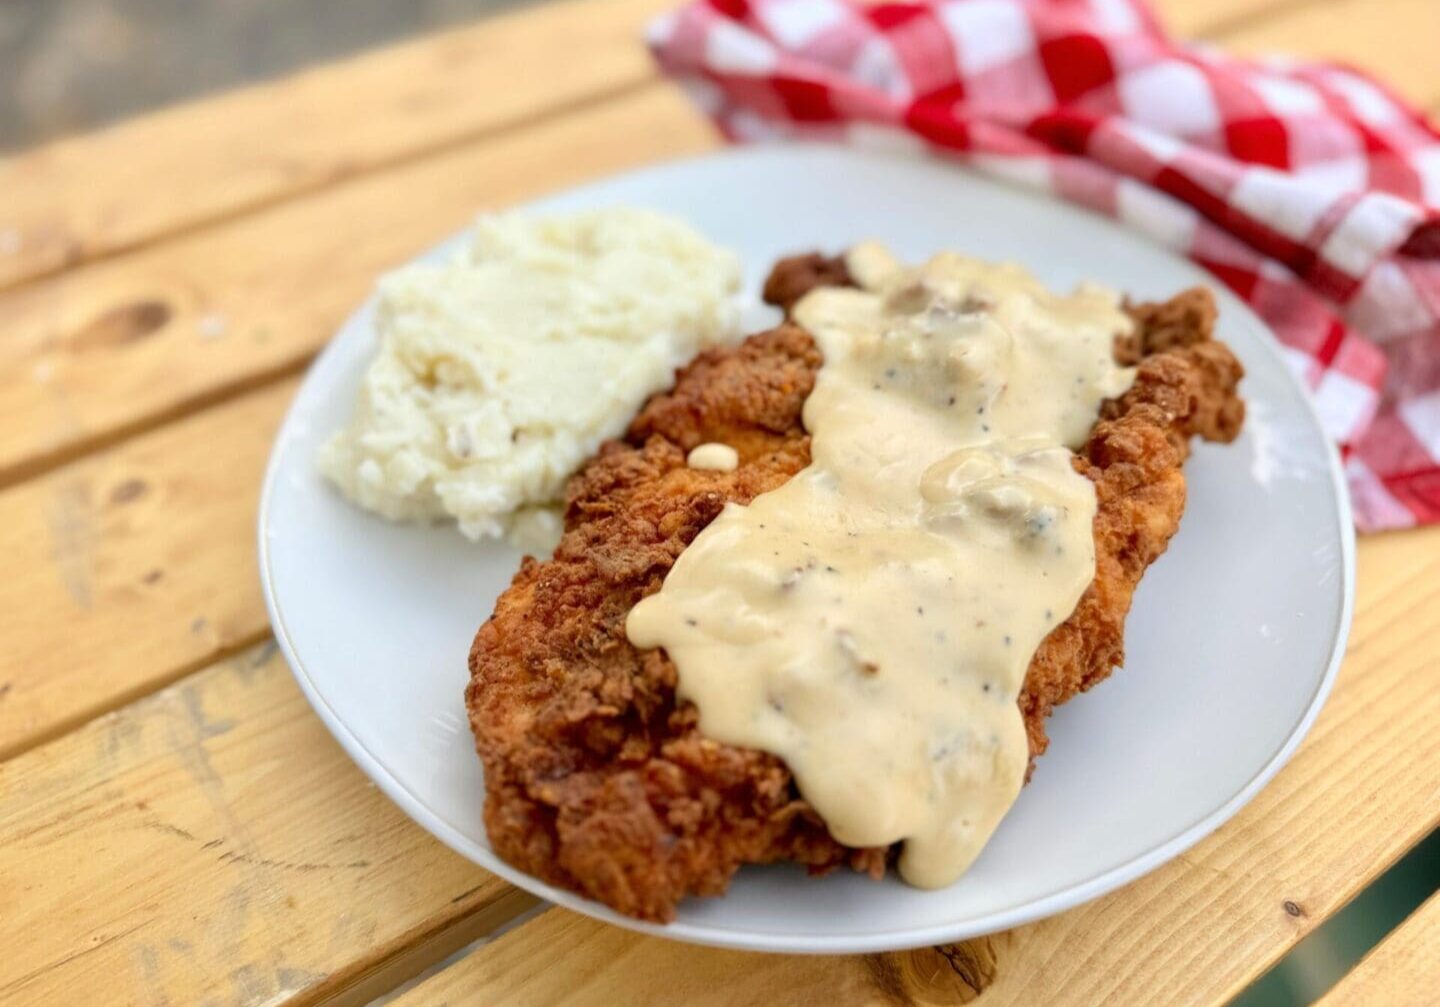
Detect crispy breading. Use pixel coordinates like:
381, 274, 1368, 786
466, 257, 1244, 922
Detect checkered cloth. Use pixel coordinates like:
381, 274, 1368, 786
650, 0, 1440, 530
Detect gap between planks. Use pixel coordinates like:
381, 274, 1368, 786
0, 641, 542, 1007
0, 379, 300, 762
0, 0, 1436, 505
0, 0, 1434, 1002
0, 87, 721, 764
1313, 889, 1440, 1007
3, 522, 1435, 1006
0, 82, 710, 498
0, 0, 676, 294
0, 75, 659, 301
0, 0, 1322, 299
6, 0, 1418, 767
0, 75, 654, 489
378, 531, 1440, 1006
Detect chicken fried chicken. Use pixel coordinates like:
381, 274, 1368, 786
466, 254, 1245, 922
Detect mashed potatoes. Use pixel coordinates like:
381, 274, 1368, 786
318, 207, 741, 549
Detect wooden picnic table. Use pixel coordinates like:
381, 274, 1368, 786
1, 0, 1437, 1003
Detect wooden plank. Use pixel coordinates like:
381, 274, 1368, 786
1216, 0, 1440, 109
0, 0, 672, 293
1315, 891, 1440, 1007
6, 402, 1432, 1007
0, 0, 1307, 302
3, 0, 1427, 497
1154, 0, 1303, 38
0, 86, 714, 756
0, 642, 536, 1007
386, 528, 1440, 1007
2, 2, 1432, 1003
0, 380, 293, 760
391, 907, 1005, 1006
0, 0, 1281, 300
0, 0, 1422, 501
0, 85, 716, 492
28, 524, 1429, 1007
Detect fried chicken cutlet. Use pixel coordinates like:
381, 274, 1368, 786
467, 254, 1245, 922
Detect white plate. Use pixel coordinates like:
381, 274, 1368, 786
259, 144, 1354, 954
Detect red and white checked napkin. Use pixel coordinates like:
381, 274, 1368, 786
649, 0, 1440, 530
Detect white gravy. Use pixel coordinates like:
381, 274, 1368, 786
626, 244, 1136, 887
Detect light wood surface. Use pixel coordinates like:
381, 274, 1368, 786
0, 0, 674, 294
0, 88, 715, 760
1, 0, 1436, 1004
0, 643, 535, 1007
0, 378, 286, 758
1217, 0, 1440, 112
1315, 892, 1440, 1007
0, 0, 1398, 301
2, 0, 1436, 493
0, 86, 716, 490
392, 529, 1440, 1007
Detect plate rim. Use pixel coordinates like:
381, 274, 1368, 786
257, 141, 1356, 954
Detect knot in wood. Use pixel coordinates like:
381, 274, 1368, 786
867, 937, 1000, 1005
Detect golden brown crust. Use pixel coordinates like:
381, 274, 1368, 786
467, 258, 1245, 922
761, 252, 854, 315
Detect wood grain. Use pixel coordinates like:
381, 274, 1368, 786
1315, 891, 1440, 1007
0, 0, 673, 293
2, 0, 1436, 1004
0, 379, 293, 760
0, 86, 716, 492
381, 528, 1440, 1007
6, 384, 1434, 1007
0, 86, 714, 757
0, 642, 535, 1007
0, 0, 1307, 301
4, 0, 1432, 498
390, 907, 1006, 1007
